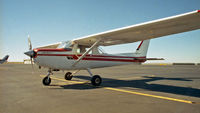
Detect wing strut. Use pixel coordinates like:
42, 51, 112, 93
72, 39, 102, 67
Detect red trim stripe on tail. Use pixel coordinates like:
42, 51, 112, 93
136, 41, 143, 50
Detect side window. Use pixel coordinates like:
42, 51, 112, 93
77, 48, 80, 54
85, 48, 92, 54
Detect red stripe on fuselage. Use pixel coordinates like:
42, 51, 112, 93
36, 54, 146, 59
34, 48, 145, 58
33, 48, 71, 58
34, 48, 70, 52
82, 57, 144, 62
34, 48, 146, 62
77, 54, 145, 59
36, 54, 146, 62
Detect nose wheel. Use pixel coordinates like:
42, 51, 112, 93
42, 69, 53, 86
65, 72, 73, 80
43, 76, 51, 85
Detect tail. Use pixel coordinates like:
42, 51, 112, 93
3, 55, 9, 61
2, 55, 9, 61
133, 40, 150, 57
0, 55, 9, 64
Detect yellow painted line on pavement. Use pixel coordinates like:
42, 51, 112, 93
103, 87, 194, 104
40, 75, 195, 104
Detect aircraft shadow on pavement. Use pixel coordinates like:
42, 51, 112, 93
57, 75, 200, 98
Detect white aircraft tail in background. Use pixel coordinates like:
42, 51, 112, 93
0, 55, 9, 64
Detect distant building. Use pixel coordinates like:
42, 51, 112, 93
23, 59, 34, 64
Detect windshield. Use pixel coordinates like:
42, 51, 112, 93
57, 41, 72, 48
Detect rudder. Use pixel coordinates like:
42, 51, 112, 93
133, 40, 150, 57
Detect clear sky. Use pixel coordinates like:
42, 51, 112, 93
1, 0, 200, 63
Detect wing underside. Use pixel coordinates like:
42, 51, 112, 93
73, 10, 200, 46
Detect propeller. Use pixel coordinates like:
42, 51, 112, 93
24, 35, 35, 73
28, 35, 32, 50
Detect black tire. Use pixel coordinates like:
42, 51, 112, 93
42, 76, 51, 86
91, 75, 102, 86
65, 72, 72, 80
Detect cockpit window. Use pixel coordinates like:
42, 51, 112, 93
57, 41, 72, 48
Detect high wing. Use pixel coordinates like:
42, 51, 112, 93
36, 42, 62, 49
73, 10, 200, 46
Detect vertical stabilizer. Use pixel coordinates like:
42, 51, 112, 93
3, 55, 9, 61
133, 40, 150, 57
0, 55, 9, 64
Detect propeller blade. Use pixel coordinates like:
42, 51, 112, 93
28, 35, 32, 50
30, 57, 35, 73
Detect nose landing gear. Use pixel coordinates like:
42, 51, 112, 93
42, 69, 53, 86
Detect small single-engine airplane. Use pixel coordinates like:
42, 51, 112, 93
24, 10, 200, 86
0, 55, 9, 64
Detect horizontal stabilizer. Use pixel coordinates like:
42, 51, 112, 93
134, 58, 164, 60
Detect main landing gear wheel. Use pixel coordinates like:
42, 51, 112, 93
65, 72, 73, 80
43, 76, 51, 86
91, 75, 102, 86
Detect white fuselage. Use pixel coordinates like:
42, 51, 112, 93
33, 48, 145, 70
